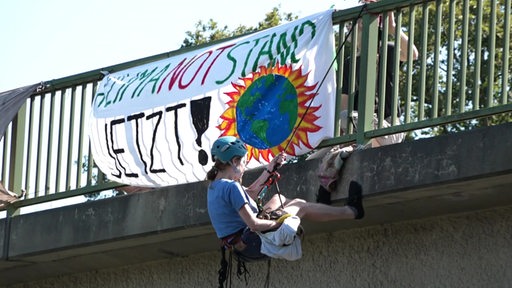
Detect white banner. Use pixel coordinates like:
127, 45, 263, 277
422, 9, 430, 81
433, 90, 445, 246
89, 10, 336, 187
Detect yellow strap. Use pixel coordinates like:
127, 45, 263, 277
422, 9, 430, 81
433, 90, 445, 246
276, 213, 293, 223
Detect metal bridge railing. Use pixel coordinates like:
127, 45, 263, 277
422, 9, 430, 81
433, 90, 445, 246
1, 0, 510, 215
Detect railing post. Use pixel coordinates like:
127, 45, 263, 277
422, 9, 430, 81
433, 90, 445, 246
356, 12, 379, 146
8, 102, 27, 215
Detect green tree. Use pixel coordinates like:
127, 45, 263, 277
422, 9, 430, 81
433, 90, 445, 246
79, 155, 124, 201
180, 6, 297, 48
405, 0, 512, 137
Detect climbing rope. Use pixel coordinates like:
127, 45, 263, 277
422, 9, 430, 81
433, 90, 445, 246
258, 4, 369, 207
218, 246, 272, 288
219, 6, 370, 288
284, 4, 367, 153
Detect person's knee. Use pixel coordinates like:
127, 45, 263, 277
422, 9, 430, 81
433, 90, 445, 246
283, 198, 307, 217
288, 198, 307, 207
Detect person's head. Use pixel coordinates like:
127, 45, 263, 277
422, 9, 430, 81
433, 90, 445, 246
206, 136, 248, 181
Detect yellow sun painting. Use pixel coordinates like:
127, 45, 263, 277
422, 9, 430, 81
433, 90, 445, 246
217, 62, 322, 163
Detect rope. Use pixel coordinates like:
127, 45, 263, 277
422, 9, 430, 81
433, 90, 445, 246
218, 246, 229, 288
264, 258, 272, 288
260, 4, 368, 209
257, 170, 282, 210
282, 4, 368, 153
228, 250, 233, 287
218, 6, 370, 288
236, 258, 250, 284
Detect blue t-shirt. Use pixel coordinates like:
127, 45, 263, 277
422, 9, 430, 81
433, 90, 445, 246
207, 179, 259, 238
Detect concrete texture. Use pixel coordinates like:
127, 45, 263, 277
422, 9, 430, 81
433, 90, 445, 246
6, 206, 512, 288
1, 122, 512, 287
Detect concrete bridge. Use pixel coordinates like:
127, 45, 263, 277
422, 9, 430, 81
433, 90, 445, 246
1, 122, 511, 287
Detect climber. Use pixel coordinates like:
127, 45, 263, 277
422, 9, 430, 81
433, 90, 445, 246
206, 135, 364, 262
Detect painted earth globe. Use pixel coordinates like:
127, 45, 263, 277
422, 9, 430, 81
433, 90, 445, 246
236, 74, 298, 149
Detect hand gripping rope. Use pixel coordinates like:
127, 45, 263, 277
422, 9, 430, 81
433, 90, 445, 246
257, 165, 283, 213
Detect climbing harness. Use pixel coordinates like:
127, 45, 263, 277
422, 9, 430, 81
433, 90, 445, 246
218, 230, 271, 288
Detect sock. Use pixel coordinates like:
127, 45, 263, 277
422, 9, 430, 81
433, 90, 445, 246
346, 180, 364, 219
316, 185, 332, 205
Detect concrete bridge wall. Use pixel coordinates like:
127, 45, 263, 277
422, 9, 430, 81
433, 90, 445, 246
1, 122, 512, 287
6, 206, 512, 288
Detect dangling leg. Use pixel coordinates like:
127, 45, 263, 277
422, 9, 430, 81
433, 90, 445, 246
285, 180, 364, 221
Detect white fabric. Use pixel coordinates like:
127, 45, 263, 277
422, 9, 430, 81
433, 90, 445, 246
0, 84, 39, 141
89, 10, 337, 187
258, 216, 302, 261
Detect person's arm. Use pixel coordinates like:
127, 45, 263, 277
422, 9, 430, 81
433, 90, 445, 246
245, 152, 286, 200
239, 203, 281, 232
387, 11, 419, 62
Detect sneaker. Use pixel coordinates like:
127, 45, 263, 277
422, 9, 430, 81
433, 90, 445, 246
346, 181, 364, 219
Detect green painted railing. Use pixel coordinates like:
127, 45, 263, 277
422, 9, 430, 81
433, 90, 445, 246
1, 0, 510, 215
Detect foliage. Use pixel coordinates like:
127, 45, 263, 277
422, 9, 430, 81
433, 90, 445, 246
402, 0, 511, 137
79, 155, 124, 201
179, 1, 511, 142
180, 6, 297, 48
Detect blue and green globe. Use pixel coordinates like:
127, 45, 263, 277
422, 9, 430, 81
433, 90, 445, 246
236, 74, 298, 149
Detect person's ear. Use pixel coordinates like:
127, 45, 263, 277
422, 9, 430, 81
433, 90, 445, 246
230, 157, 240, 167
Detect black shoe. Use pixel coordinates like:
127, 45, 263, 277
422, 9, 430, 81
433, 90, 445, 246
316, 185, 332, 205
346, 181, 364, 219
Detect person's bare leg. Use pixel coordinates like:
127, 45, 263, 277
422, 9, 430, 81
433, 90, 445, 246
285, 199, 356, 221
288, 180, 364, 221
263, 194, 354, 220
263, 181, 364, 221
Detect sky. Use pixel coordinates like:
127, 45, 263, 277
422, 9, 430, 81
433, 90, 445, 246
0, 0, 360, 93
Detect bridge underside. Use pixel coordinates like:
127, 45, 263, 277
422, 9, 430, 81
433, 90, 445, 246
1, 122, 511, 286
